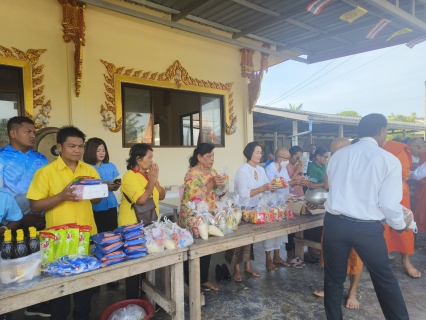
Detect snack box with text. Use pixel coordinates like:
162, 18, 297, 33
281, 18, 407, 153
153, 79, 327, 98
72, 184, 108, 200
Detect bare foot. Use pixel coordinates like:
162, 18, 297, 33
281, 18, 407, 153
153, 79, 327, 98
273, 257, 291, 267
201, 281, 218, 291
244, 268, 261, 277
266, 260, 278, 270
313, 290, 324, 298
233, 270, 242, 282
346, 294, 360, 309
403, 260, 421, 278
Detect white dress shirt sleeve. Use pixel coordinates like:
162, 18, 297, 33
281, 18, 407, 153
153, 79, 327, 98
378, 162, 405, 230
410, 162, 426, 180
265, 163, 276, 181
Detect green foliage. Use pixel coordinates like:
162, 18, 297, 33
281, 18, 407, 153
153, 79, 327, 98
125, 113, 146, 143
387, 112, 417, 122
287, 103, 303, 111
336, 110, 361, 117
0, 118, 9, 148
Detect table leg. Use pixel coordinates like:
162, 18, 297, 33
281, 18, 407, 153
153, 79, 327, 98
163, 266, 171, 298
189, 258, 201, 320
146, 270, 156, 308
171, 261, 184, 320
173, 208, 178, 223
295, 230, 304, 260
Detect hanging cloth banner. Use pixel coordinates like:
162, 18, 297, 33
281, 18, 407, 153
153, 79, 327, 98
366, 19, 391, 39
387, 28, 413, 41
406, 35, 426, 48
340, 6, 368, 23
306, 0, 334, 15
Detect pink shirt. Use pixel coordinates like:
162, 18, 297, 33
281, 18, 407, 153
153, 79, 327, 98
286, 164, 304, 197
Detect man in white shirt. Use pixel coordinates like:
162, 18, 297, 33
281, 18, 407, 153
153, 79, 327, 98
324, 114, 410, 320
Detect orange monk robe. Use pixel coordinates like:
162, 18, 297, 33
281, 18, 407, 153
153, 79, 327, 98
382, 140, 414, 254
413, 151, 426, 233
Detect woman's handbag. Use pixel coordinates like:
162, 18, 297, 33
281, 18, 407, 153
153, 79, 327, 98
123, 193, 157, 225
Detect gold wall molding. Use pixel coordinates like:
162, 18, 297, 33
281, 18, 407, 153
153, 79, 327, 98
0, 45, 51, 129
100, 59, 237, 135
58, 0, 86, 97
240, 45, 270, 113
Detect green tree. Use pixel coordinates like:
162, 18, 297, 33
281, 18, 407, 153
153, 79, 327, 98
287, 103, 303, 111
336, 110, 361, 117
0, 118, 9, 148
125, 113, 146, 143
387, 112, 418, 140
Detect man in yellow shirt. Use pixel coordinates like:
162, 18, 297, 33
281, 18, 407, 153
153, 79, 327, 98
27, 125, 101, 320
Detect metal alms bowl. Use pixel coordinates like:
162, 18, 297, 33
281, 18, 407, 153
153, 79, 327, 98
305, 188, 328, 205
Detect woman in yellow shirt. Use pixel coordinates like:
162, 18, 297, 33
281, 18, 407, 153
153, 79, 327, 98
118, 143, 165, 226
118, 143, 166, 300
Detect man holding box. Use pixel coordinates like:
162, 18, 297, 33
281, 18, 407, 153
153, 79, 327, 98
27, 126, 102, 320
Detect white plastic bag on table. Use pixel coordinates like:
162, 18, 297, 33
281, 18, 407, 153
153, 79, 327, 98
215, 166, 229, 197
0, 251, 41, 291
108, 303, 147, 320
171, 223, 194, 248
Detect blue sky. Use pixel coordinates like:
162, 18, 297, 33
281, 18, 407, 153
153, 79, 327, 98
257, 42, 426, 118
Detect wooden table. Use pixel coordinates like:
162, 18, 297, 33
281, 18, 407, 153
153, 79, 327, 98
187, 213, 324, 320
0, 248, 187, 320
160, 197, 180, 222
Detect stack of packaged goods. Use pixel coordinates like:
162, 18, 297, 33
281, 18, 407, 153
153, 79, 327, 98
0, 227, 42, 290
91, 223, 148, 266
39, 224, 92, 268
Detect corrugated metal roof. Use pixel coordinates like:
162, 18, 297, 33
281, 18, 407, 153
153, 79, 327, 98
119, 0, 426, 63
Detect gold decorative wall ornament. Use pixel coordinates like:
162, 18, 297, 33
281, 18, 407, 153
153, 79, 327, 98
100, 60, 237, 135
0, 45, 51, 128
240, 44, 270, 113
58, 0, 86, 97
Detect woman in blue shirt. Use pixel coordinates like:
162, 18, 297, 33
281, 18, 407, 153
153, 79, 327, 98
83, 138, 120, 233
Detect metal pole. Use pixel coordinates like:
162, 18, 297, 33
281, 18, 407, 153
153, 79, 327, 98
339, 124, 344, 137
274, 132, 278, 151
402, 129, 406, 139
292, 121, 298, 146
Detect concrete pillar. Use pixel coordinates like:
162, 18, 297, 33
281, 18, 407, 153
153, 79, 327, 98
292, 120, 298, 146
339, 124, 344, 137
274, 132, 278, 152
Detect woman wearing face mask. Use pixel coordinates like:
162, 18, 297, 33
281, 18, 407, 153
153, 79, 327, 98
264, 148, 308, 270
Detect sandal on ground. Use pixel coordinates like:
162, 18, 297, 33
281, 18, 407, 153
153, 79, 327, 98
290, 257, 305, 267
201, 281, 218, 291
291, 262, 304, 269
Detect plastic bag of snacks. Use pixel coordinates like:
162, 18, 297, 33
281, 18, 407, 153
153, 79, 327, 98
0, 251, 42, 290
271, 175, 289, 188
108, 303, 147, 320
43, 255, 102, 276
171, 223, 194, 248
215, 166, 229, 197
402, 206, 417, 232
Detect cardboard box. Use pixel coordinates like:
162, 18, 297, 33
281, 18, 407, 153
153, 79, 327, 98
304, 205, 326, 215
286, 201, 305, 215
72, 184, 108, 200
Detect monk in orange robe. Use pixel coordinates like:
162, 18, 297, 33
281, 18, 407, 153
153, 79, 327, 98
383, 140, 420, 278
313, 137, 363, 309
409, 138, 426, 236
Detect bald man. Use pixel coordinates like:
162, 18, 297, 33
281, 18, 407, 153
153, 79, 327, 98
315, 137, 363, 309
409, 138, 426, 234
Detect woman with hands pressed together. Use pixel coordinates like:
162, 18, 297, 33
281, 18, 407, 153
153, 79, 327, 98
180, 143, 227, 291
225, 142, 279, 281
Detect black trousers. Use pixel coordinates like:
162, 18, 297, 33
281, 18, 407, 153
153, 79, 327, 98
49, 288, 93, 320
125, 273, 146, 299
323, 212, 409, 320
285, 233, 295, 252
93, 207, 118, 233
184, 255, 211, 285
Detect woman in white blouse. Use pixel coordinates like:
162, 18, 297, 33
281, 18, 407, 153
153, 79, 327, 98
225, 142, 278, 281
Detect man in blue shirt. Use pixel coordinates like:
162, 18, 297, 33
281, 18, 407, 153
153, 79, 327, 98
0, 117, 48, 229
263, 152, 275, 168
0, 117, 50, 319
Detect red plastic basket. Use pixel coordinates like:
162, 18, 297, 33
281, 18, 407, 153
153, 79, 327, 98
100, 299, 154, 320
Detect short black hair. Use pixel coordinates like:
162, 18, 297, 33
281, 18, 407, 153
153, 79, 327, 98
309, 144, 316, 148
289, 146, 303, 156
83, 137, 110, 165
7, 116, 34, 135
126, 143, 153, 170
57, 125, 86, 145
314, 146, 328, 157
243, 142, 261, 162
358, 113, 387, 138
189, 143, 215, 168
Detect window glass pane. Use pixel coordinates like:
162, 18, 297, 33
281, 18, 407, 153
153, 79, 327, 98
182, 115, 191, 146
123, 87, 152, 144
154, 123, 160, 146
0, 93, 19, 147
0, 65, 22, 89
201, 96, 222, 145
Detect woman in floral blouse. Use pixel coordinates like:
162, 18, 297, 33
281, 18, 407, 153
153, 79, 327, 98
180, 143, 226, 291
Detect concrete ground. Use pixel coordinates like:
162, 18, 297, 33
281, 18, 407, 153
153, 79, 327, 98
9, 208, 426, 319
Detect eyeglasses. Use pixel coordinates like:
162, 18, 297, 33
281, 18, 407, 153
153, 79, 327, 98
277, 156, 290, 160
